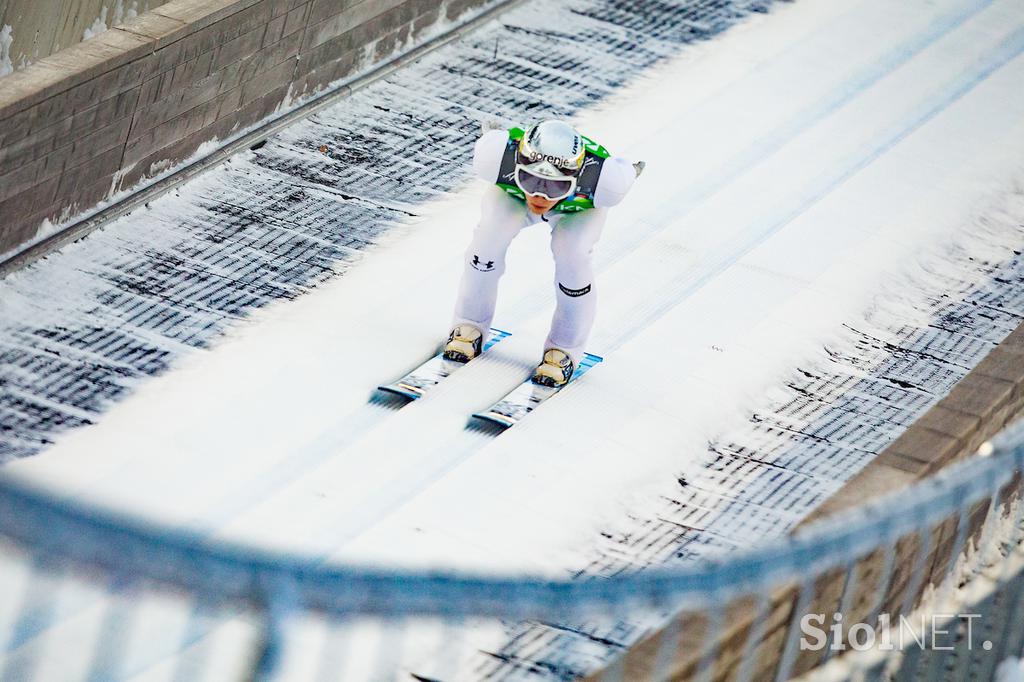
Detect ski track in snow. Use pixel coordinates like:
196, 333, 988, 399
1, 0, 1024, 679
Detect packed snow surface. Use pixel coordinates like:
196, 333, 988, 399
11, 0, 1023, 568
1, 0, 1024, 678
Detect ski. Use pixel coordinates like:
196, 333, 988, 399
471, 352, 603, 429
377, 329, 511, 401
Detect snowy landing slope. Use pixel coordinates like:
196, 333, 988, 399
2, 0, 1024, 678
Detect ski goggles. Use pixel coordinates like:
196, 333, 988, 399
514, 165, 577, 202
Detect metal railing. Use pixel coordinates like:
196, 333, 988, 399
0, 419, 1022, 681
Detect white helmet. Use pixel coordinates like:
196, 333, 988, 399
515, 120, 585, 201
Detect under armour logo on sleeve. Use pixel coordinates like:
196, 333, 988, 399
472, 255, 495, 272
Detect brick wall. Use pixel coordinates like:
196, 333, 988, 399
0, 0, 497, 259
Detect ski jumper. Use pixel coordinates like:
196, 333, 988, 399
451, 127, 636, 364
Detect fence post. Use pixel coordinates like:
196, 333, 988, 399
774, 578, 815, 682
249, 574, 298, 682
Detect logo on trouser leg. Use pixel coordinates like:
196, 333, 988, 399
558, 282, 591, 297
472, 255, 495, 272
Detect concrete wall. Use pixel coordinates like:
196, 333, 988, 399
0, 0, 497, 259
0, 0, 169, 74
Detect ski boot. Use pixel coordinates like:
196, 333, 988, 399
442, 325, 483, 363
531, 348, 574, 387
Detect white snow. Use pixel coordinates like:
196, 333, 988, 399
80, 0, 143, 43
82, 7, 109, 41
112, 0, 140, 25
0, 25, 13, 77
2, 0, 1024, 676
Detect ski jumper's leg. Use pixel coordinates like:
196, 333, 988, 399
451, 186, 527, 340
546, 207, 608, 365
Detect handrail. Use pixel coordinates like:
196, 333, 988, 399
0, 419, 1020, 622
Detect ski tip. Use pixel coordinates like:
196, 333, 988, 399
376, 384, 422, 401
470, 411, 515, 431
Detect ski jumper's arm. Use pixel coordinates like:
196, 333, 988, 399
472, 129, 510, 182
592, 156, 637, 208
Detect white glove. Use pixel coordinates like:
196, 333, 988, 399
480, 119, 507, 135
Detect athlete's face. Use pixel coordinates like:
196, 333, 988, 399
525, 194, 558, 214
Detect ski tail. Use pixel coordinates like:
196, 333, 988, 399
483, 328, 512, 352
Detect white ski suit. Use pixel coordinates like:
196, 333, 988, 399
451, 128, 637, 364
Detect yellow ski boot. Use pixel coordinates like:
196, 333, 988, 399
442, 325, 483, 363
531, 348, 574, 387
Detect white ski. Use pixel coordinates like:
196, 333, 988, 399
471, 353, 603, 429
377, 329, 511, 400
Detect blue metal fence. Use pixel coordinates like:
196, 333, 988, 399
0, 419, 1022, 680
